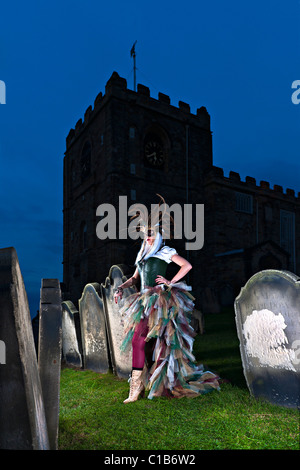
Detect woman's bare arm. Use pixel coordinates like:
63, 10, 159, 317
169, 254, 192, 283
156, 254, 192, 285
114, 268, 140, 303
119, 268, 140, 289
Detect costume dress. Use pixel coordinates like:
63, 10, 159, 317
120, 246, 220, 399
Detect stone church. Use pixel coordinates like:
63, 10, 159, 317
63, 71, 299, 313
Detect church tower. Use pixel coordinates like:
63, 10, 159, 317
63, 71, 213, 305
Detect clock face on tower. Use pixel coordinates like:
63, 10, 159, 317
144, 139, 165, 167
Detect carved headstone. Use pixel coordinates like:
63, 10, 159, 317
79, 283, 110, 373
38, 279, 62, 450
235, 269, 300, 409
0, 247, 49, 449
101, 265, 133, 378
61, 301, 82, 368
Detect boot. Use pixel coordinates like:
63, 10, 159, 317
123, 369, 145, 403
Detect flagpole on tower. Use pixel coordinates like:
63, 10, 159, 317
130, 41, 137, 91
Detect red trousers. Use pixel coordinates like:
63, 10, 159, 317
132, 317, 149, 369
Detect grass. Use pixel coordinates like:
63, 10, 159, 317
58, 310, 299, 450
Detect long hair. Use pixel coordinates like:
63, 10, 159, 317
134, 231, 164, 265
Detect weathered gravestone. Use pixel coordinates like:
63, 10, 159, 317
190, 308, 205, 335
235, 269, 300, 409
79, 283, 110, 373
38, 279, 62, 450
0, 247, 49, 449
101, 265, 133, 378
61, 301, 82, 368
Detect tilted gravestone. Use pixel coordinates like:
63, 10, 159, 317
61, 301, 82, 368
0, 247, 49, 449
38, 279, 62, 450
235, 269, 300, 409
79, 283, 110, 373
101, 265, 133, 378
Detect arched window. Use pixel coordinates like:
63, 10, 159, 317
80, 141, 91, 181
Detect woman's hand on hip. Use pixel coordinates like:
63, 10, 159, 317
155, 275, 170, 286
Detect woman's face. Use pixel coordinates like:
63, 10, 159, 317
145, 228, 156, 245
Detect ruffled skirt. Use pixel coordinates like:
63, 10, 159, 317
119, 282, 220, 399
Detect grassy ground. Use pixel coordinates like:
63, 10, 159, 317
58, 310, 299, 450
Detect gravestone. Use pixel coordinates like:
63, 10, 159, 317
191, 308, 205, 335
201, 286, 220, 314
101, 265, 133, 378
235, 269, 300, 409
0, 247, 49, 449
79, 283, 110, 373
61, 301, 82, 368
38, 279, 62, 450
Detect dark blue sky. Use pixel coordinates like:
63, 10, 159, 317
0, 0, 299, 317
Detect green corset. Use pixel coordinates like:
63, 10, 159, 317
137, 257, 168, 289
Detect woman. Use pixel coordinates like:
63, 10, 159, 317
114, 200, 220, 403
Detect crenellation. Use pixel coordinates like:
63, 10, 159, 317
75, 118, 83, 131
245, 176, 256, 185
207, 167, 299, 201
178, 100, 190, 113
197, 106, 209, 116
94, 91, 103, 108
229, 171, 240, 181
84, 105, 93, 123
260, 180, 270, 189
273, 184, 283, 193
196, 107, 211, 129
105, 71, 127, 95
158, 92, 170, 104
137, 83, 150, 97
210, 166, 224, 177
286, 188, 295, 197
66, 72, 213, 151
66, 128, 75, 147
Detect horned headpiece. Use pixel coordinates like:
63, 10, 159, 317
128, 194, 175, 265
128, 193, 174, 240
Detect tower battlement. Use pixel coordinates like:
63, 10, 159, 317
206, 166, 300, 201
66, 71, 211, 150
